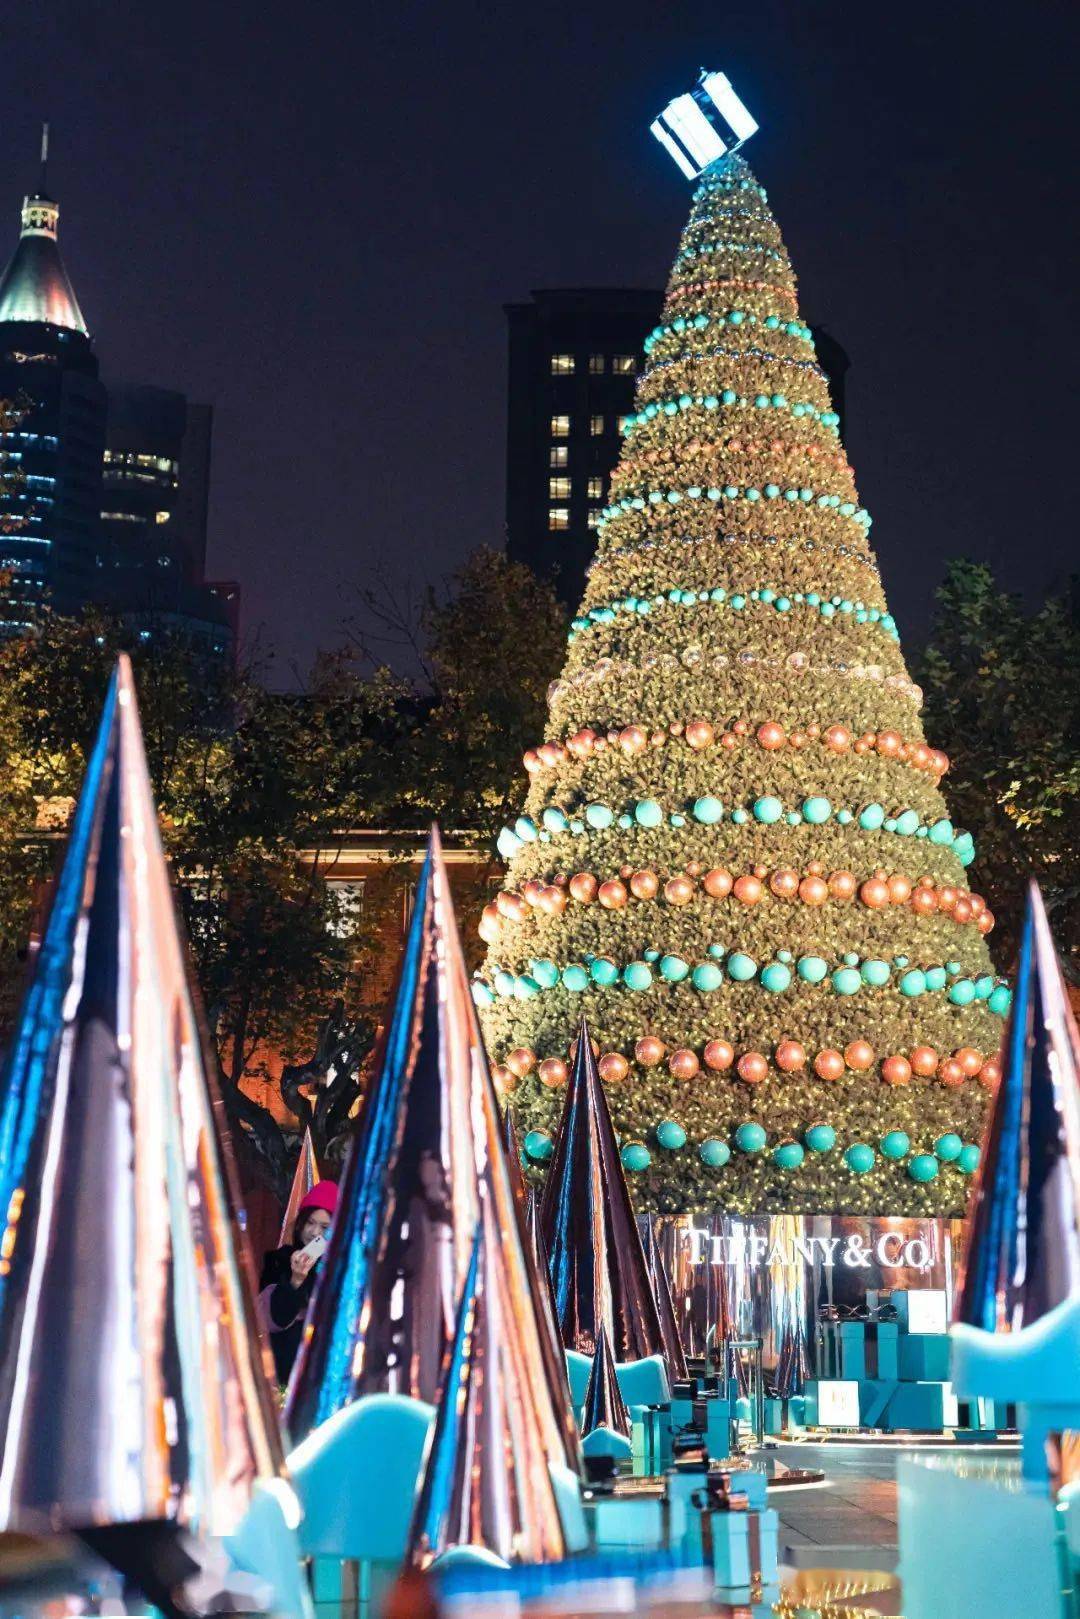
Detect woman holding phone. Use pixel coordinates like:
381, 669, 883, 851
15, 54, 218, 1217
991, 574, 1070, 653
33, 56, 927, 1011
259, 1180, 339, 1386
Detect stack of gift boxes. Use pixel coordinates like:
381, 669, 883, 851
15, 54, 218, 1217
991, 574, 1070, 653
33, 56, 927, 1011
581, 1375, 779, 1605
804, 1289, 1016, 1434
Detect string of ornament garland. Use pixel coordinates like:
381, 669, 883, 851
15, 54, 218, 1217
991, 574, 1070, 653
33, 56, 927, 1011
493, 1035, 999, 1094
495, 792, 975, 864
524, 720, 948, 781
567, 585, 901, 647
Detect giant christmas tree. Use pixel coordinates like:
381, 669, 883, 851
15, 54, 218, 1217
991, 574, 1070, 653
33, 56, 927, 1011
474, 152, 1008, 1217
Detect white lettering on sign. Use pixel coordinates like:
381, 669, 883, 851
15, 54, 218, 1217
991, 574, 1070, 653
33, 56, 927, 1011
682, 1231, 933, 1272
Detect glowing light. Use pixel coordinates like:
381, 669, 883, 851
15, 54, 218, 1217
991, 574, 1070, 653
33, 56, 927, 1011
651, 69, 758, 180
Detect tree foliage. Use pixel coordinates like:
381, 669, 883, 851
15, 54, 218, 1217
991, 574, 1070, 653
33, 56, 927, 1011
918, 560, 1080, 982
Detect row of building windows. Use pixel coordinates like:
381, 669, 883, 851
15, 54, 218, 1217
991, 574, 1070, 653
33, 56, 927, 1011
549, 507, 604, 532
550, 414, 628, 438
549, 476, 604, 499
103, 451, 178, 474
550, 353, 636, 376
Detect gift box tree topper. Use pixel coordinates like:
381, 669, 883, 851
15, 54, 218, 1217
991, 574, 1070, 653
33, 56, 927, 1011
475, 72, 1004, 1216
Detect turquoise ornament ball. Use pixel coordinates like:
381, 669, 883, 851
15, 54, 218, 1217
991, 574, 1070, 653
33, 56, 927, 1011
958, 1144, 981, 1174
727, 952, 758, 982
634, 798, 664, 828
693, 794, 724, 825
753, 795, 783, 824
935, 1133, 963, 1162
797, 955, 828, 984
656, 1120, 687, 1150
530, 959, 559, 989
832, 967, 862, 996
773, 1141, 805, 1170
514, 815, 539, 842
589, 957, 618, 986
900, 969, 927, 998
699, 1138, 731, 1168
845, 1143, 876, 1173
895, 809, 920, 837
543, 806, 568, 833
760, 962, 792, 993
735, 1121, 767, 1153
692, 961, 723, 993
660, 954, 690, 983
805, 1124, 837, 1153
908, 1153, 939, 1183
858, 803, 886, 831
524, 1130, 553, 1162
861, 959, 891, 987
802, 796, 832, 824
585, 801, 613, 830
989, 985, 1012, 1015
623, 961, 653, 991
562, 964, 589, 992
881, 1130, 910, 1161
621, 1142, 652, 1172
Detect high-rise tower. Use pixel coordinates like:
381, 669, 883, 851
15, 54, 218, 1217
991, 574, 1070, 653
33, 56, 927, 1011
0, 127, 106, 628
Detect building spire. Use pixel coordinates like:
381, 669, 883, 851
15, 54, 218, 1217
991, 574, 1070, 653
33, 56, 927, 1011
0, 124, 88, 333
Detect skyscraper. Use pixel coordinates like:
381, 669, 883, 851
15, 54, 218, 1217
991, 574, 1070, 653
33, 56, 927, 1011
504, 289, 662, 607
0, 137, 106, 629
0, 133, 234, 654
99, 385, 231, 655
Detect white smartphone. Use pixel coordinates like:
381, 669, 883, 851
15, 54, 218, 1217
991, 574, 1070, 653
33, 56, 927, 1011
301, 1233, 327, 1262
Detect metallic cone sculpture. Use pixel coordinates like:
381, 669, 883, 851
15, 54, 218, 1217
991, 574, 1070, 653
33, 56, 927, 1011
640, 1216, 689, 1381
540, 1020, 665, 1361
771, 1317, 809, 1400
285, 827, 580, 1478
955, 881, 1080, 1334
0, 660, 284, 1545
407, 1210, 568, 1568
502, 1104, 528, 1212
279, 1127, 321, 1244
580, 1323, 631, 1440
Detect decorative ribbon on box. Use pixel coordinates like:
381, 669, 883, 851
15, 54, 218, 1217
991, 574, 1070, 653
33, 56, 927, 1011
694, 1479, 778, 1590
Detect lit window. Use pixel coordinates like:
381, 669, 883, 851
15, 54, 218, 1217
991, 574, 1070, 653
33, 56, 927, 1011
549, 477, 571, 499
549, 507, 570, 530
590, 415, 605, 436
550, 415, 570, 437
587, 507, 603, 528
550, 353, 575, 374
550, 445, 568, 468
155, 510, 171, 524
587, 476, 603, 499
612, 354, 635, 373
589, 354, 606, 374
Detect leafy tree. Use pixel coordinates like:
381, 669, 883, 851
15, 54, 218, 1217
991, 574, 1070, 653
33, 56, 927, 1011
918, 560, 1080, 982
3, 613, 372, 1195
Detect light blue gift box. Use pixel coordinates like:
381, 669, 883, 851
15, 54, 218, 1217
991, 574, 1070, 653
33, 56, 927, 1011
709, 1506, 779, 1589
899, 1332, 952, 1382
885, 1380, 956, 1431
587, 1490, 688, 1550
823, 1319, 899, 1379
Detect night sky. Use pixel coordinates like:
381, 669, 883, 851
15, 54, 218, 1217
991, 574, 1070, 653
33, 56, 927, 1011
3, 2, 1076, 679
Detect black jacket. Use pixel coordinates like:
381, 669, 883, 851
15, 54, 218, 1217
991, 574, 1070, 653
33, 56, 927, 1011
260, 1244, 321, 1385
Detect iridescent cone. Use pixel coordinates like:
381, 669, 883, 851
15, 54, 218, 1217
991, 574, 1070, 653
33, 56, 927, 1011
955, 881, 1080, 1333
407, 1211, 567, 1568
0, 658, 284, 1542
279, 1127, 321, 1244
524, 1189, 562, 1349
580, 1322, 631, 1440
285, 827, 580, 1478
640, 1215, 689, 1380
540, 1020, 665, 1361
502, 1104, 527, 1211
771, 1316, 809, 1399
